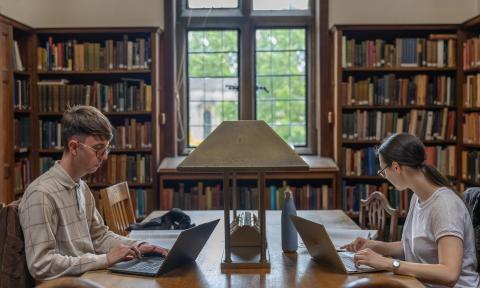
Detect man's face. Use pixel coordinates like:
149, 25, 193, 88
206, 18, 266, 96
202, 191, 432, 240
75, 136, 110, 175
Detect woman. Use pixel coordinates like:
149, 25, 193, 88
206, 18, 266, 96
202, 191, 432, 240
342, 133, 479, 287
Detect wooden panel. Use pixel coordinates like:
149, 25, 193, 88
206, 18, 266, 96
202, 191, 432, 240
0, 21, 13, 204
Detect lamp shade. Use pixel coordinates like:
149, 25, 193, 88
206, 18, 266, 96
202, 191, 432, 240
178, 120, 309, 172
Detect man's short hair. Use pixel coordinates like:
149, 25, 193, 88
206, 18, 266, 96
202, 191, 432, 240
61, 105, 113, 150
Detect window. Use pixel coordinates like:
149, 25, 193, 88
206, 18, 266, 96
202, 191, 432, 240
177, 0, 317, 153
187, 30, 239, 146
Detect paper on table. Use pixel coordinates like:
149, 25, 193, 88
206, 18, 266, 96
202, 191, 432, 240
326, 228, 378, 250
129, 230, 182, 249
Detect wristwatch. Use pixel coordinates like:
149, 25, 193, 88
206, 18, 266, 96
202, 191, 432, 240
392, 259, 401, 273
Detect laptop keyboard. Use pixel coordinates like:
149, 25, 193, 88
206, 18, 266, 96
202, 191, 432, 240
114, 256, 165, 274
338, 252, 375, 272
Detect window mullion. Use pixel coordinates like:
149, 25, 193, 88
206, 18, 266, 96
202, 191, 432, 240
240, 16, 254, 120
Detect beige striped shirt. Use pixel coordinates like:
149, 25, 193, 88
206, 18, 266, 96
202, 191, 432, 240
19, 161, 141, 280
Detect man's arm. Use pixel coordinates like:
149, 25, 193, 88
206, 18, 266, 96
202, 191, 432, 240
20, 191, 109, 280
87, 191, 143, 253
89, 207, 143, 252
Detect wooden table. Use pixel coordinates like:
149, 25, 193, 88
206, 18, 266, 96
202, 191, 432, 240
82, 210, 423, 288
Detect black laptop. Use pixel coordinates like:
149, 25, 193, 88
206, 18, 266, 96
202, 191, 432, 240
109, 219, 220, 276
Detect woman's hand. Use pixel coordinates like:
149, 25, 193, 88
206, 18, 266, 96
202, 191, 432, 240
354, 248, 392, 270
340, 237, 370, 252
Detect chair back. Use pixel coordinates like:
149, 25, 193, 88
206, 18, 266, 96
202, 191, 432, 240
0, 200, 35, 288
343, 278, 408, 288
36, 277, 104, 288
100, 182, 135, 236
463, 187, 480, 272
359, 191, 399, 242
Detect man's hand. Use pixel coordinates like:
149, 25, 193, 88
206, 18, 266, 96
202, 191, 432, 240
138, 243, 169, 257
106, 244, 142, 265
340, 237, 370, 252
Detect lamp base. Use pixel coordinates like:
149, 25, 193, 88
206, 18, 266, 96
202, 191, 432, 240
220, 246, 271, 271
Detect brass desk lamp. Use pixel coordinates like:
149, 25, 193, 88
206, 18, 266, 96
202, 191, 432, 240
177, 120, 308, 270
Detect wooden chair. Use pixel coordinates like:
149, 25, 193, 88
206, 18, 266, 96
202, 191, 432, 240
463, 187, 480, 272
343, 278, 408, 288
36, 277, 104, 288
359, 191, 399, 242
0, 200, 36, 288
100, 182, 135, 236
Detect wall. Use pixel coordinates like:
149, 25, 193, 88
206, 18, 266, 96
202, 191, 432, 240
0, 0, 478, 30
0, 0, 37, 27
0, 0, 165, 29
329, 0, 477, 27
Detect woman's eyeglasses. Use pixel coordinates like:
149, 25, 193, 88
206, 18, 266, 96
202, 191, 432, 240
377, 165, 389, 178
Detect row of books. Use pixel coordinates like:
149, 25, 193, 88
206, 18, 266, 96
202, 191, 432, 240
464, 74, 480, 108
342, 35, 457, 68
14, 158, 30, 195
463, 113, 480, 145
37, 36, 151, 71
14, 117, 31, 149
342, 109, 456, 141
39, 157, 56, 174
111, 119, 152, 149
38, 80, 152, 113
340, 75, 455, 106
85, 154, 152, 185
130, 188, 149, 218
462, 150, 480, 183
463, 37, 480, 70
343, 145, 456, 177
40, 154, 152, 185
93, 188, 150, 219
160, 183, 334, 211
39, 120, 62, 149
12, 40, 25, 71
342, 182, 412, 215
39, 120, 153, 149
14, 79, 30, 110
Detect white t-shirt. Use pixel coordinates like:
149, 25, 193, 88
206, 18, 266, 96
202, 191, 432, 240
402, 187, 480, 288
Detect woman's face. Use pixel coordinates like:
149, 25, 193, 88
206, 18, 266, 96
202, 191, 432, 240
378, 155, 408, 191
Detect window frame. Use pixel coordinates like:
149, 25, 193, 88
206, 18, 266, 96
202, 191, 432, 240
176, 0, 317, 155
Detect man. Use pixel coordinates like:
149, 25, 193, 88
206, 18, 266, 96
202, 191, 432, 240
19, 105, 167, 280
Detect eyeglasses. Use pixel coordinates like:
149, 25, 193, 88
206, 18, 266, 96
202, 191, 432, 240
77, 141, 111, 158
377, 164, 390, 178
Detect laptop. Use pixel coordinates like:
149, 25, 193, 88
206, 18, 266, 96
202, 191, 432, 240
289, 215, 380, 274
109, 219, 220, 276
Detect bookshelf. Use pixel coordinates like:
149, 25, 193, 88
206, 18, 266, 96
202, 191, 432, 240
0, 15, 35, 204
157, 156, 339, 211
459, 15, 480, 190
32, 27, 161, 217
332, 24, 461, 219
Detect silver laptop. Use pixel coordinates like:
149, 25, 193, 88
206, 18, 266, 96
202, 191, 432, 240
109, 219, 219, 276
289, 215, 380, 274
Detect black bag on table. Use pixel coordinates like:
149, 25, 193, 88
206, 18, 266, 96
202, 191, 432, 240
127, 208, 195, 231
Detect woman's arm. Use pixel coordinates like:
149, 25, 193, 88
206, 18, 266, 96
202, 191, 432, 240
368, 240, 404, 258
342, 237, 404, 259
355, 236, 463, 287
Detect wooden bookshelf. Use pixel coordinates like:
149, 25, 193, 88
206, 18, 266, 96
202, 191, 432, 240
0, 14, 163, 218
0, 14, 35, 203
459, 15, 480, 189
157, 156, 339, 211
332, 24, 461, 219
33, 27, 161, 217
